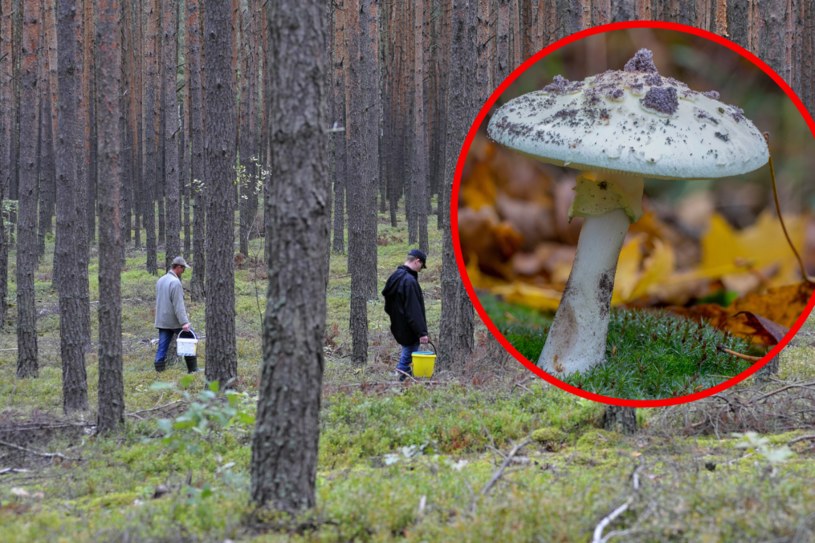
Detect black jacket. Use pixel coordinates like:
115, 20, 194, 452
382, 265, 427, 346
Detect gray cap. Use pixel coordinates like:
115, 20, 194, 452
171, 256, 191, 269
487, 49, 769, 180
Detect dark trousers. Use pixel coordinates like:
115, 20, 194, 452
397, 343, 419, 375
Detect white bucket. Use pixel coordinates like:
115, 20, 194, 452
177, 330, 198, 357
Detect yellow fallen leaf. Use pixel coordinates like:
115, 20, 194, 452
459, 161, 497, 210
694, 211, 804, 285
611, 234, 644, 304
492, 282, 562, 312
628, 238, 675, 301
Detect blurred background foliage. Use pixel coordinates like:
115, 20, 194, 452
459, 28, 815, 349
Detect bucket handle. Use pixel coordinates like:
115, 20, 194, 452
179, 329, 197, 340
420, 340, 436, 354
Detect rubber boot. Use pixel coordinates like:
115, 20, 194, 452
185, 357, 199, 373
155, 360, 167, 372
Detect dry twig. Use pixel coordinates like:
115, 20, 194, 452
787, 434, 815, 446
592, 465, 642, 543
480, 438, 532, 497
0, 439, 80, 462
125, 400, 186, 420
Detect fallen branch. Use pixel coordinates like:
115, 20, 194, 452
480, 438, 532, 497
787, 434, 815, 446
511, 376, 537, 394
0, 467, 31, 475
752, 380, 815, 403
592, 465, 642, 543
395, 368, 418, 383
125, 400, 186, 420
716, 345, 762, 362
0, 439, 80, 462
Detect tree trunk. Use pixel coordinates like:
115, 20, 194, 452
346, 0, 379, 366
74, 0, 91, 346
430, 0, 449, 229
95, 0, 124, 434
439, 0, 476, 369
181, 102, 191, 256
16, 0, 39, 379
250, 0, 329, 512
123, 0, 141, 250
37, 3, 57, 260
187, 0, 205, 301
37, 88, 56, 259
411, 0, 428, 253
330, 1, 346, 255
238, 1, 259, 258
0, 0, 9, 331
56, 0, 88, 414
162, 0, 180, 268
9, 3, 20, 203
143, 0, 158, 274
82, 0, 96, 247
203, 0, 237, 387
603, 405, 638, 435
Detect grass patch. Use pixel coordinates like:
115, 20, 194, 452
479, 292, 758, 400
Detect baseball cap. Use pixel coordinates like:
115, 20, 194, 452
408, 249, 427, 269
172, 256, 191, 269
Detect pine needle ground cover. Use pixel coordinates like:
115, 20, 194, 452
0, 223, 814, 541
479, 292, 760, 400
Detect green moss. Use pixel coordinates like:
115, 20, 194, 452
530, 426, 567, 449
480, 293, 759, 400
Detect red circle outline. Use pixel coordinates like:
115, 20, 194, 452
450, 20, 815, 408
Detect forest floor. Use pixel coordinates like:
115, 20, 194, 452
2, 216, 815, 542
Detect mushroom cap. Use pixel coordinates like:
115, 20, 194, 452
487, 49, 769, 180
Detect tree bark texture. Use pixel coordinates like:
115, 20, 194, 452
162, 0, 181, 268
346, 0, 379, 365
0, 0, 9, 330
75, 0, 91, 346
81, 0, 95, 247
439, 0, 477, 369
16, 0, 40, 379
603, 405, 638, 434
187, 0, 206, 301
37, 1, 57, 259
95, 0, 124, 434
238, 0, 260, 259
123, 0, 141, 250
8, 0, 20, 203
330, 0, 347, 255
411, 0, 429, 253
250, 0, 329, 512
429, 0, 448, 226
142, 0, 158, 274
56, 0, 88, 413
203, 0, 237, 387
379, 1, 407, 230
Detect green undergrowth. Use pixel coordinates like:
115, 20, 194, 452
2, 210, 815, 541
3, 382, 815, 542
479, 293, 759, 400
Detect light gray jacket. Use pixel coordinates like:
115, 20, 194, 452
154, 270, 189, 329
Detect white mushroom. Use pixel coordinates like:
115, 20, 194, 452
487, 48, 769, 376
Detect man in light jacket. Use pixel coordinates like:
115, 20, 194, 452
154, 256, 198, 373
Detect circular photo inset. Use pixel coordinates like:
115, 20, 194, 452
453, 22, 815, 406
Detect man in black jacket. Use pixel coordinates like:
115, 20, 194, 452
382, 249, 429, 381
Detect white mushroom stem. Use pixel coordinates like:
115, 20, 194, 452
538, 207, 631, 375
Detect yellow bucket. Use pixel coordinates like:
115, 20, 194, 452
411, 342, 436, 378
